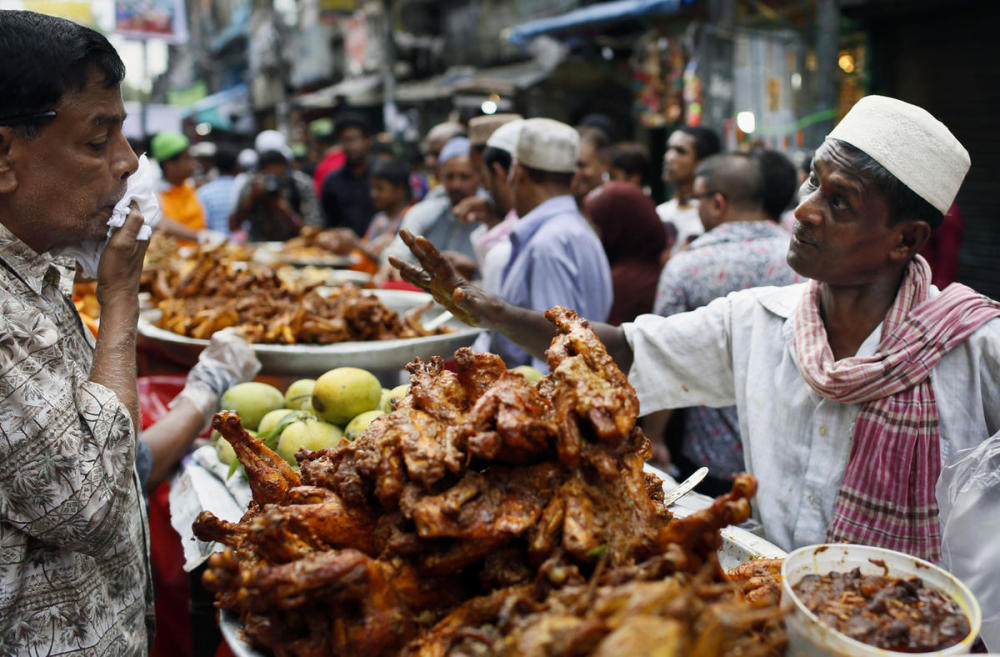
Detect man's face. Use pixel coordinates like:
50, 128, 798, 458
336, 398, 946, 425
423, 136, 447, 175
339, 126, 370, 165
0, 69, 137, 252
441, 155, 480, 207
787, 141, 899, 285
486, 161, 513, 216
693, 176, 723, 232
663, 131, 698, 185
572, 140, 608, 199
162, 149, 195, 185
370, 178, 406, 213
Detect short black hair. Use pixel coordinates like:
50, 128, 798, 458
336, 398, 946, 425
371, 157, 411, 198
258, 149, 288, 168
522, 164, 574, 188
694, 153, 764, 211
482, 145, 512, 174
578, 113, 616, 142
577, 125, 611, 159
0, 11, 125, 138
371, 141, 394, 158
674, 125, 722, 161
214, 144, 239, 175
751, 149, 798, 221
334, 112, 372, 139
610, 142, 650, 178
829, 139, 944, 230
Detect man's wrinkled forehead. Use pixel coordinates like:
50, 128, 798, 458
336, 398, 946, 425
54, 71, 126, 128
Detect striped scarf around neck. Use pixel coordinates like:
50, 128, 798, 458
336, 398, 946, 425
791, 255, 1000, 561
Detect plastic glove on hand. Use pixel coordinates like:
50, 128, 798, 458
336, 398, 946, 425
174, 328, 261, 419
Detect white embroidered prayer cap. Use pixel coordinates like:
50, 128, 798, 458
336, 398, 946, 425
515, 118, 579, 174
486, 119, 525, 155
827, 95, 970, 214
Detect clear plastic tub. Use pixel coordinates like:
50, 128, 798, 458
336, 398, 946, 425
781, 544, 981, 657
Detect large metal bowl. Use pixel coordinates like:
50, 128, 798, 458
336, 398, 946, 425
138, 289, 483, 376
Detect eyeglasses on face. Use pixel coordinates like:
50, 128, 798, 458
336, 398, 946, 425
691, 190, 724, 201
0, 110, 58, 127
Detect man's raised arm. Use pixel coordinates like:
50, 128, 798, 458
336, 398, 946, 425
389, 229, 634, 371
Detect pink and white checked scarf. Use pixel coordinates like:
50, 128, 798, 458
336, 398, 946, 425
792, 255, 1000, 561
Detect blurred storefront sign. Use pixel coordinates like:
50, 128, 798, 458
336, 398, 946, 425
114, 0, 188, 43
506, 0, 684, 46
289, 23, 336, 88
20, 0, 94, 26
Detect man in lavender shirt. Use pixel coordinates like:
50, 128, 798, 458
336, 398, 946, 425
491, 118, 612, 370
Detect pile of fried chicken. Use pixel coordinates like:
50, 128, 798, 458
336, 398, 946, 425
147, 246, 444, 343
194, 308, 785, 657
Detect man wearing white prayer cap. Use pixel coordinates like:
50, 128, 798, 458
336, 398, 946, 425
391, 96, 1000, 647
392, 117, 612, 371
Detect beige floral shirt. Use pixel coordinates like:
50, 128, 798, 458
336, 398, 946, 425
0, 224, 153, 655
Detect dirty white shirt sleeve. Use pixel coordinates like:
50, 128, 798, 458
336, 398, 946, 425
622, 294, 737, 414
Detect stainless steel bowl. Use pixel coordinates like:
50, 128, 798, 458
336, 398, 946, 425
138, 289, 484, 376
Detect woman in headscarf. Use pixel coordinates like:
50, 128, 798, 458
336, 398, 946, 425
585, 182, 671, 325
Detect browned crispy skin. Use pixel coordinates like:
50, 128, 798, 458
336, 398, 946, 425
654, 473, 757, 573
545, 306, 638, 444
213, 411, 301, 505
725, 558, 784, 605
199, 308, 780, 657
192, 511, 249, 549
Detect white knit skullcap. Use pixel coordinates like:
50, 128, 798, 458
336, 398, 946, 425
515, 118, 579, 174
486, 119, 525, 155
827, 95, 970, 214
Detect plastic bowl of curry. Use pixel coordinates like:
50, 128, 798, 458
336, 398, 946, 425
781, 544, 981, 656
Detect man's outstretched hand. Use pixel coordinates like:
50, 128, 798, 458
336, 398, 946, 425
388, 230, 492, 328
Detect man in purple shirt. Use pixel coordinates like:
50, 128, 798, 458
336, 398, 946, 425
492, 119, 612, 370
652, 152, 801, 493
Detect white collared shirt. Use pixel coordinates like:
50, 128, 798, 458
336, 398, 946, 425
623, 282, 1000, 552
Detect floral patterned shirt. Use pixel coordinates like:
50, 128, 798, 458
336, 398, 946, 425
653, 221, 802, 479
0, 224, 153, 655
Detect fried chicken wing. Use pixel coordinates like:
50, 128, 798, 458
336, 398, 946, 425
200, 308, 779, 657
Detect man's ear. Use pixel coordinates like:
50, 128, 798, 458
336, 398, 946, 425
0, 127, 18, 194
891, 220, 932, 263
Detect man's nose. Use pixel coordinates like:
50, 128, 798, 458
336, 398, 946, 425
793, 188, 821, 224
114, 132, 139, 180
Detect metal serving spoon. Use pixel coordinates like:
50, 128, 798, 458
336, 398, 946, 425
663, 467, 709, 507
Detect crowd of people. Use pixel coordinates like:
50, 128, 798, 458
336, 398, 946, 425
1, 8, 997, 657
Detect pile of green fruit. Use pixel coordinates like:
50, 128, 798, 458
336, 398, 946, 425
211, 366, 409, 471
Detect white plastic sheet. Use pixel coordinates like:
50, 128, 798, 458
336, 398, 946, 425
937, 430, 1000, 650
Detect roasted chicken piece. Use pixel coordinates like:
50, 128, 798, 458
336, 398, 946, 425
196, 307, 778, 657
725, 558, 784, 605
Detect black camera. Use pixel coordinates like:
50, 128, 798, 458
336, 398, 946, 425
262, 174, 283, 196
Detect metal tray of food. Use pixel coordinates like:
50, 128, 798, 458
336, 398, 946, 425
216, 465, 785, 657
250, 241, 359, 268
138, 289, 484, 375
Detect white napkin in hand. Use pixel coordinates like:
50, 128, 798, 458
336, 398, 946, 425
59, 154, 163, 278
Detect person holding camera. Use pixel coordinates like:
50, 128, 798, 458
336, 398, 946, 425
229, 149, 320, 242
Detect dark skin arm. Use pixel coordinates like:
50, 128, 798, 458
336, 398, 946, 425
388, 229, 635, 371
92, 202, 148, 431
141, 397, 206, 491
